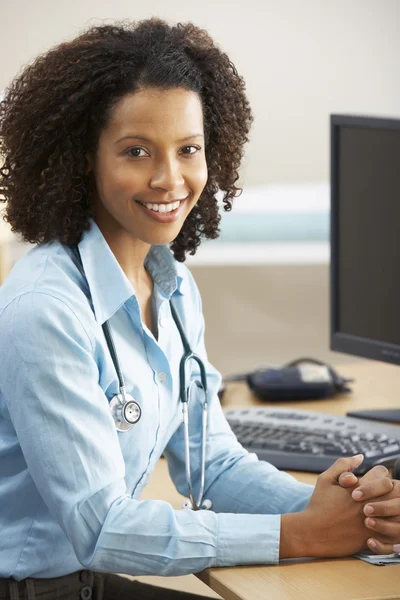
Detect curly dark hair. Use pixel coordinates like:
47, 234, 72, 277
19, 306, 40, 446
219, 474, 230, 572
0, 17, 253, 261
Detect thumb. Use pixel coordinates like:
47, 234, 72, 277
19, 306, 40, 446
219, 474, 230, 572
321, 454, 364, 484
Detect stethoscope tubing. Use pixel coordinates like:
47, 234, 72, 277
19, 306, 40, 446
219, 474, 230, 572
102, 321, 127, 398
170, 301, 209, 510
73, 246, 211, 510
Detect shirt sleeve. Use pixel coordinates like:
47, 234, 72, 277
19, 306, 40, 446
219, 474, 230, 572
164, 279, 314, 565
0, 291, 310, 575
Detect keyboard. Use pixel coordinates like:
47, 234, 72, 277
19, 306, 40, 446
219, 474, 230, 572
224, 407, 400, 474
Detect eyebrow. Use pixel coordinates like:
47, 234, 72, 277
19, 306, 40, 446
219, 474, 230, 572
115, 133, 204, 144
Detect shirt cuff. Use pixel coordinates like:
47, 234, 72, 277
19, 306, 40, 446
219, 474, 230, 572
214, 513, 281, 567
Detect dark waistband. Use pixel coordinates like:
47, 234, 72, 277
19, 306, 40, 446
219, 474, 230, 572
0, 570, 97, 599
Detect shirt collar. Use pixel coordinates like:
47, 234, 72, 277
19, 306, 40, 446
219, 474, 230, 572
77, 219, 185, 324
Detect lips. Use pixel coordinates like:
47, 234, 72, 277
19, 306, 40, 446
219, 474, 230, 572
138, 199, 181, 213
135, 196, 187, 224
136, 194, 189, 208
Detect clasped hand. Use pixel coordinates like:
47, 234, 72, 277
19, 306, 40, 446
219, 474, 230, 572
303, 454, 400, 557
337, 455, 400, 555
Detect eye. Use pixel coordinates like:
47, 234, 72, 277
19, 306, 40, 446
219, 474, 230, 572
125, 147, 148, 158
181, 145, 201, 156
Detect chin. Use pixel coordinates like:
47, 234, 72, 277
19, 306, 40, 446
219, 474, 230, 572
151, 236, 179, 247
141, 229, 182, 247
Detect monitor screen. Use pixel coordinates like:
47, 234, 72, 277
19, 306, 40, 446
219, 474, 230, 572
330, 115, 400, 365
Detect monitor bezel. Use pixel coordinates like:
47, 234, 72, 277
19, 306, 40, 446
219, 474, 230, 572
330, 114, 400, 366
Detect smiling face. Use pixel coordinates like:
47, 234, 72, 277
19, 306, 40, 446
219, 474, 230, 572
88, 87, 208, 248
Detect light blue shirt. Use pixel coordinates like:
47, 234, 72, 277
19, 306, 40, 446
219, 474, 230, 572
0, 220, 313, 580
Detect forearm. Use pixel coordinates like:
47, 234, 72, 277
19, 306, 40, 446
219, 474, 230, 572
80, 494, 286, 572
203, 453, 314, 516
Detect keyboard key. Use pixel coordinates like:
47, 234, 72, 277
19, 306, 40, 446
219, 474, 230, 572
321, 445, 344, 455
365, 449, 385, 458
382, 444, 400, 454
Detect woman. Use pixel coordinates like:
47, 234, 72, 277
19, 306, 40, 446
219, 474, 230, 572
0, 18, 399, 600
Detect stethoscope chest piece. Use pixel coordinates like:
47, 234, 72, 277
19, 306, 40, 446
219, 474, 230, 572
109, 392, 141, 432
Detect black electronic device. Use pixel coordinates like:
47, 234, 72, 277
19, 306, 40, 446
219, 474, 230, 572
221, 358, 352, 402
330, 114, 400, 424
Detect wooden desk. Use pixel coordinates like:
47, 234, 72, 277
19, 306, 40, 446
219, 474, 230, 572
142, 361, 400, 600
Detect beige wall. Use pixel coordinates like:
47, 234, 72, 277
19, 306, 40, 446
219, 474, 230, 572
1, 0, 399, 185
190, 264, 366, 378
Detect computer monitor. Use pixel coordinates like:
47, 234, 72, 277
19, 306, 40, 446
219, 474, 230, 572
330, 114, 400, 424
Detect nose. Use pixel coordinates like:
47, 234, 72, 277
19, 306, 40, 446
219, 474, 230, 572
149, 156, 185, 192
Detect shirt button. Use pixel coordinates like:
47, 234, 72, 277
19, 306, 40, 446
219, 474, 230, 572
160, 317, 168, 328
158, 372, 166, 382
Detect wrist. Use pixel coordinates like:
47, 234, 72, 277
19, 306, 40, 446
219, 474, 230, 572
280, 511, 313, 559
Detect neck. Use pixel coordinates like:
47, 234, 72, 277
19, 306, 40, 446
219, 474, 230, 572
94, 216, 152, 292
111, 236, 152, 293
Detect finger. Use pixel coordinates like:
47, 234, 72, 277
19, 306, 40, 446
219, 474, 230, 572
338, 472, 358, 488
339, 465, 389, 490
352, 477, 394, 501
367, 515, 400, 524
364, 498, 400, 518
366, 538, 396, 555
321, 455, 364, 484
364, 516, 400, 539
359, 465, 389, 482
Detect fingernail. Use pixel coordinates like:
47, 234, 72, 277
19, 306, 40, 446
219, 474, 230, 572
352, 490, 363, 499
393, 544, 400, 554
353, 453, 364, 461
364, 505, 374, 515
367, 518, 376, 527
368, 539, 377, 550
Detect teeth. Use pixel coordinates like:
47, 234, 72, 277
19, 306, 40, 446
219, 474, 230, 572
141, 200, 181, 213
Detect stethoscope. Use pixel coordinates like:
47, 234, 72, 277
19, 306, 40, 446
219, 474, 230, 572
74, 247, 212, 511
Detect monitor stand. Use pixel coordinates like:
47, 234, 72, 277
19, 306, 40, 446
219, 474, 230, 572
346, 408, 400, 424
